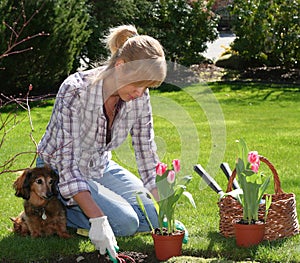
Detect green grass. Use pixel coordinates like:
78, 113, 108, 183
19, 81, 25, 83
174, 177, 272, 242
1, 82, 300, 262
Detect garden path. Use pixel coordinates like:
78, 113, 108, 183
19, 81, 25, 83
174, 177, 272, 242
202, 32, 235, 62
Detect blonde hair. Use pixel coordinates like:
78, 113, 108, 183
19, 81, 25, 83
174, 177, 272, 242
100, 25, 167, 88
106, 25, 138, 56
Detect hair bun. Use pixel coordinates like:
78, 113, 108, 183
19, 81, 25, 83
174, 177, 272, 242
106, 25, 138, 55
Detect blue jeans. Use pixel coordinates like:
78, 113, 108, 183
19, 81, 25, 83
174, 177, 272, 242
36, 157, 158, 236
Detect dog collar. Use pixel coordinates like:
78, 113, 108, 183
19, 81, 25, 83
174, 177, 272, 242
41, 209, 47, 220
31, 204, 48, 220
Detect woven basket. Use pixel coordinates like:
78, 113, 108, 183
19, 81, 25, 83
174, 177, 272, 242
218, 156, 299, 241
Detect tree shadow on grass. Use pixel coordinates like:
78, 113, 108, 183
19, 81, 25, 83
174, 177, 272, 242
208, 81, 300, 92
0, 229, 85, 263
203, 230, 295, 262
207, 81, 300, 103
0, 230, 160, 263
222, 67, 300, 86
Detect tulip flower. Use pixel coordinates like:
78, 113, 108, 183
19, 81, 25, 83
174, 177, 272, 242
156, 162, 167, 176
250, 162, 260, 173
172, 159, 180, 173
141, 159, 196, 234
236, 138, 271, 225
167, 170, 175, 184
248, 151, 260, 165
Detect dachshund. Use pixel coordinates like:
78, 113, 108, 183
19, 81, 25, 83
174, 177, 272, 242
11, 166, 70, 238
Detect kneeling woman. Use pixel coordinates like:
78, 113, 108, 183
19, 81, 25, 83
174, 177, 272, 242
37, 25, 167, 259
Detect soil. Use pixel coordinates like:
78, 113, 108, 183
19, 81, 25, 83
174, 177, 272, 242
237, 219, 265, 225
53, 228, 182, 263
55, 251, 157, 263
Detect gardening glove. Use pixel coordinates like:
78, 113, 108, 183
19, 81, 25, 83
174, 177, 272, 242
89, 216, 118, 260
175, 220, 189, 244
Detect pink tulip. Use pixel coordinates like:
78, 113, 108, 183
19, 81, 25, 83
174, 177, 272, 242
248, 151, 260, 164
167, 170, 176, 184
250, 162, 260, 173
156, 162, 167, 176
172, 159, 180, 173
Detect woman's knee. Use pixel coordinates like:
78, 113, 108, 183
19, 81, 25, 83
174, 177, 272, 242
112, 212, 139, 236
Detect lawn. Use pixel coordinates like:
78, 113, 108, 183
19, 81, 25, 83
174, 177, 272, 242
0, 81, 300, 262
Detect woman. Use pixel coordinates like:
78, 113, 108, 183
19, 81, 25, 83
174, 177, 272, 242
37, 25, 166, 259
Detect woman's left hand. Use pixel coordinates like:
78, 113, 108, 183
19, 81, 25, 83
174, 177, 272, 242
150, 187, 159, 201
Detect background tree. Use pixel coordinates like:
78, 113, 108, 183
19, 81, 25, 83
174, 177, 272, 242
0, 0, 219, 96
81, 0, 140, 68
230, 0, 300, 68
82, 0, 219, 68
145, 0, 219, 66
0, 0, 91, 96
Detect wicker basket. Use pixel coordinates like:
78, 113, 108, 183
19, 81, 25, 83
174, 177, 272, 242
218, 156, 299, 241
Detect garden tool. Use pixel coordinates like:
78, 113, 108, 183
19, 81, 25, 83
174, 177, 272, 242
76, 229, 135, 263
220, 162, 241, 190
194, 164, 242, 199
219, 163, 265, 205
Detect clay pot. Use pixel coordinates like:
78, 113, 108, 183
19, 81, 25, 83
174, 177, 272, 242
151, 231, 184, 261
234, 221, 265, 247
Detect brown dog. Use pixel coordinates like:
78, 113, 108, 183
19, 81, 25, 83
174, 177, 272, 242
11, 166, 70, 238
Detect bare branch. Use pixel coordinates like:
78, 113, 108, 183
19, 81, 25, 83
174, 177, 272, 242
26, 84, 34, 131
0, 151, 37, 175
29, 133, 38, 167
21, 1, 26, 22
0, 46, 34, 58
0, 2, 53, 174
23, 1, 46, 28
0, 32, 50, 60
3, 21, 18, 39
0, 2, 49, 61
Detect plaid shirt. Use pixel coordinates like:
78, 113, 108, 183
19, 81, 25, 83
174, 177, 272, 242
37, 67, 158, 205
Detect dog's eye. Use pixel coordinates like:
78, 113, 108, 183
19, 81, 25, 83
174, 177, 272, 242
49, 179, 54, 185
36, 179, 43, 184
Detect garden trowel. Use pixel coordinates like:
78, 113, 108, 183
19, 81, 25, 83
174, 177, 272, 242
220, 162, 241, 190
194, 164, 242, 199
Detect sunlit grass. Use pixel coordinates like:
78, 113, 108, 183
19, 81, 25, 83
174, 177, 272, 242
1, 82, 300, 262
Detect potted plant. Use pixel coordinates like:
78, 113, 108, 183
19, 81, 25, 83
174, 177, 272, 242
233, 138, 272, 247
136, 159, 196, 261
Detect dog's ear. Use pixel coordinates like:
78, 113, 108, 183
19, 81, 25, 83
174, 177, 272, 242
10, 217, 16, 222
50, 169, 59, 195
13, 169, 32, 200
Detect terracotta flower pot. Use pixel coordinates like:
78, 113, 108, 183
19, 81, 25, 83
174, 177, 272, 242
234, 221, 265, 247
151, 231, 184, 261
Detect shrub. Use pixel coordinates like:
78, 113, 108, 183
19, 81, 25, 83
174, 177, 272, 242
230, 0, 300, 68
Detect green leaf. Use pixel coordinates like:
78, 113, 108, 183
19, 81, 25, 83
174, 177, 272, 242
258, 175, 271, 203
264, 194, 272, 222
182, 191, 196, 208
146, 191, 160, 215
178, 175, 192, 185
135, 192, 154, 232
237, 138, 249, 167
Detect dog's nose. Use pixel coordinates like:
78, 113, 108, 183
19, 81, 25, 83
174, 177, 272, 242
46, 192, 54, 199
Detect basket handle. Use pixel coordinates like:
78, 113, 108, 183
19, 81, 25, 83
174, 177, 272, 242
226, 155, 284, 194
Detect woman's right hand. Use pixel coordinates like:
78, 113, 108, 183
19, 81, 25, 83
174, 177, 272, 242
89, 216, 118, 259
73, 191, 118, 257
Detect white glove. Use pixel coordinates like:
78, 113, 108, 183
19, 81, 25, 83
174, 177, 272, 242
89, 216, 118, 259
